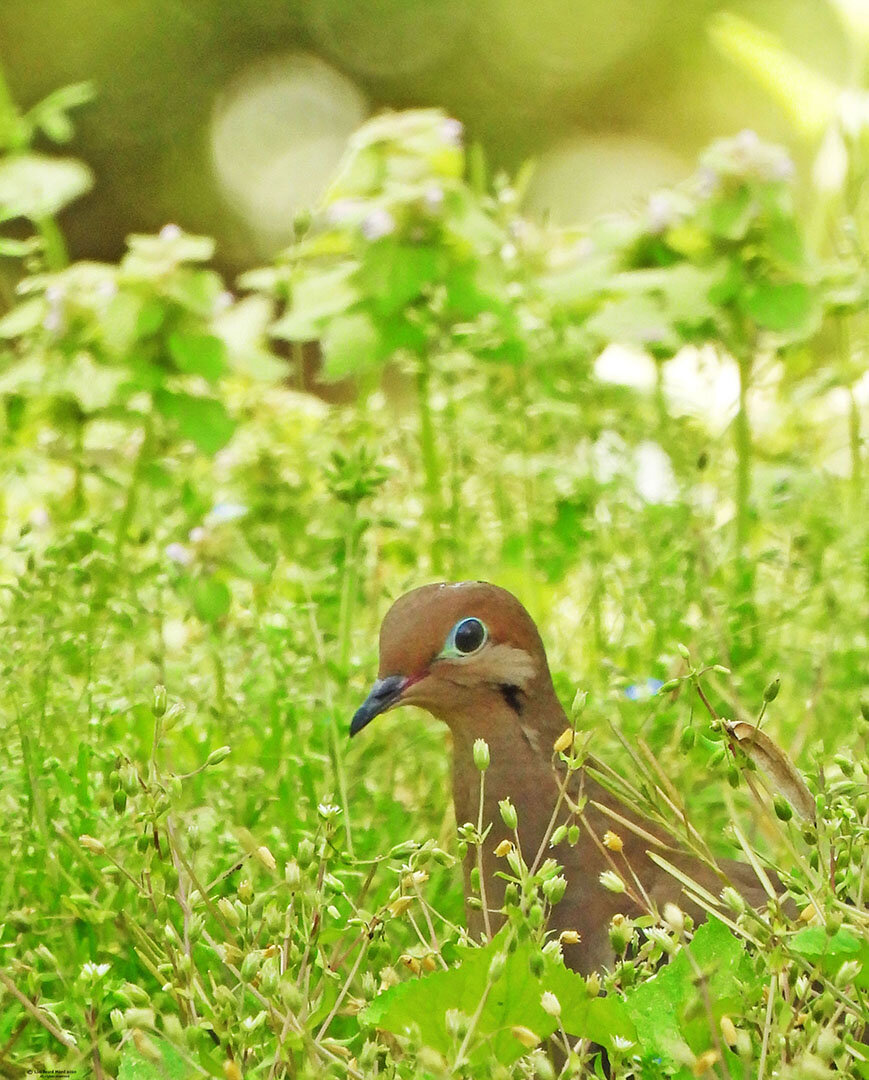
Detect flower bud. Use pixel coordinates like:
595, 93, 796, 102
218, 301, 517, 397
79, 835, 106, 856
488, 952, 506, 981
217, 897, 240, 928
763, 677, 781, 703
559, 930, 581, 946
541, 991, 561, 1017
511, 1026, 541, 1049
255, 846, 276, 871
773, 796, 793, 821
499, 798, 518, 830
677, 643, 690, 661
585, 971, 600, 995
599, 870, 625, 894
662, 903, 684, 935
207, 745, 231, 767
389, 896, 413, 918
720, 1016, 737, 1048
237, 879, 254, 905
152, 685, 167, 718
608, 914, 633, 955
549, 825, 567, 848
659, 678, 681, 693
553, 728, 574, 754
528, 951, 545, 977
602, 831, 623, 853
494, 839, 513, 858
542, 875, 567, 904
473, 739, 490, 772
679, 727, 695, 751
113, 790, 127, 814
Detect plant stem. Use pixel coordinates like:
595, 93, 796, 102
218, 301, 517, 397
416, 351, 444, 573
114, 417, 153, 554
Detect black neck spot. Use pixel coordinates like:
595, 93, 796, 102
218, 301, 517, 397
499, 684, 522, 715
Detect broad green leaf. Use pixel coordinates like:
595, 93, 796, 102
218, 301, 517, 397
789, 926, 861, 959
168, 332, 227, 383
154, 389, 236, 454
271, 264, 359, 340
190, 577, 231, 624
320, 309, 384, 380
586, 294, 680, 353
740, 279, 813, 334
357, 242, 443, 315
0, 153, 93, 221
625, 918, 748, 1067
118, 1036, 188, 1080
362, 932, 634, 1066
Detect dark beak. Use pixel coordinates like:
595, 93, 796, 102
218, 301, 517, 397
350, 675, 408, 736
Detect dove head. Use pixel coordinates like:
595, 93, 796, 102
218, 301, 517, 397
350, 582, 559, 740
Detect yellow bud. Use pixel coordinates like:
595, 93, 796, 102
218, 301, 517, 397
602, 831, 623, 853
511, 1025, 541, 1049
255, 846, 276, 871
389, 896, 414, 918
399, 954, 421, 974
553, 728, 574, 754
799, 903, 819, 924
421, 954, 437, 972
720, 1016, 737, 1047
79, 835, 106, 856
585, 971, 600, 996
559, 930, 581, 945
692, 1050, 718, 1076
224, 1060, 243, 1080
494, 839, 514, 858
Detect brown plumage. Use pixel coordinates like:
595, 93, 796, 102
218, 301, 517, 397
351, 581, 771, 972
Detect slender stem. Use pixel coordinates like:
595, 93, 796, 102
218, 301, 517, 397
114, 418, 154, 554
416, 351, 443, 573
338, 505, 357, 672
476, 771, 492, 939
36, 216, 69, 271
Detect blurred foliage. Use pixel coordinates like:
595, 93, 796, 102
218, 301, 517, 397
0, 44, 868, 1080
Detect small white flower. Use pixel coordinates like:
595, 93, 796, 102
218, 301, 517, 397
540, 991, 561, 1017
441, 118, 463, 146
599, 869, 626, 894
424, 184, 444, 211
160, 223, 182, 241
206, 501, 248, 525
612, 1035, 635, 1051
81, 961, 110, 980
165, 542, 192, 566
361, 208, 396, 241
647, 192, 676, 233
188, 526, 206, 544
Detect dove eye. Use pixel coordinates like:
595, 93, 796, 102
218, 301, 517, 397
443, 617, 488, 657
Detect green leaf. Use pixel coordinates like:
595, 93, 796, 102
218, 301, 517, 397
190, 577, 231, 624
118, 1036, 188, 1080
320, 309, 385, 381
361, 932, 634, 1066
740, 280, 813, 333
357, 242, 443, 315
586, 294, 680, 353
154, 389, 236, 454
789, 926, 861, 958
0, 154, 93, 221
168, 332, 227, 383
625, 918, 748, 1066
271, 264, 359, 341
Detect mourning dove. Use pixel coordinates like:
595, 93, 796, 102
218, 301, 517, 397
351, 581, 772, 972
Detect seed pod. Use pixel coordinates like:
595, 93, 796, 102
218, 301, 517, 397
473, 739, 490, 772
499, 798, 518, 830
773, 796, 793, 821
113, 789, 127, 814
568, 825, 580, 845
528, 951, 545, 977
549, 825, 568, 848
679, 727, 695, 751
763, 677, 781, 703
152, 685, 167, 718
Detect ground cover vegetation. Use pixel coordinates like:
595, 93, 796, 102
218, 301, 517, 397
0, 25, 868, 1078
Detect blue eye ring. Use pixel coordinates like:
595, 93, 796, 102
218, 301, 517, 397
441, 617, 488, 657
